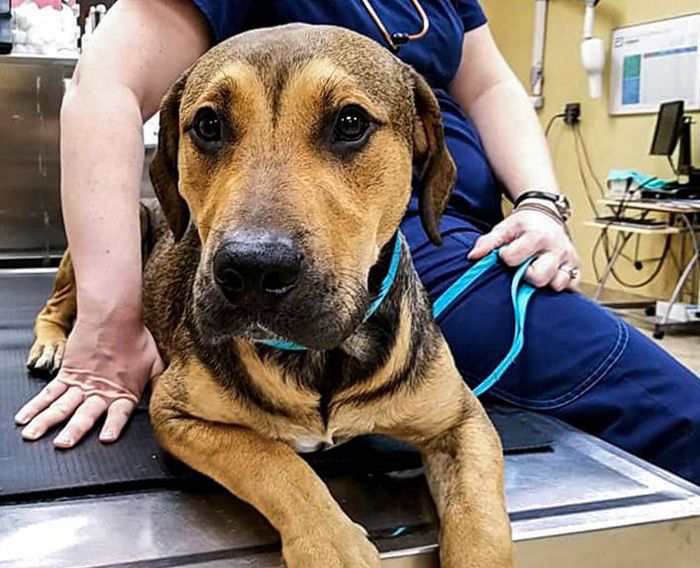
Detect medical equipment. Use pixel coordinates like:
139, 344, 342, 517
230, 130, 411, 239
530, 0, 607, 106
359, 0, 429, 53
10, 0, 79, 55
581, 0, 605, 99
530, 0, 548, 108
81, 4, 106, 49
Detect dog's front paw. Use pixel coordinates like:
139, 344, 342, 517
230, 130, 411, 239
27, 321, 67, 375
282, 522, 380, 568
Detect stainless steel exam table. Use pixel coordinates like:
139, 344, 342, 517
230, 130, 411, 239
1, 271, 700, 568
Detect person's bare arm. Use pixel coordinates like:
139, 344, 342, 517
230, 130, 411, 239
15, 0, 211, 448
449, 24, 580, 291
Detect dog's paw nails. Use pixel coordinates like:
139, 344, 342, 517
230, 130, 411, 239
33, 344, 56, 371
51, 343, 66, 374
27, 339, 65, 375
25, 351, 40, 370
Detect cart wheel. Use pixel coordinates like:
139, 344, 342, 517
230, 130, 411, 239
653, 328, 665, 340
645, 306, 656, 317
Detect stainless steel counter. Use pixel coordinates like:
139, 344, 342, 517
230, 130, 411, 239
1, 411, 699, 568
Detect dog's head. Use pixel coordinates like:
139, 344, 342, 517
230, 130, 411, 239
151, 24, 455, 349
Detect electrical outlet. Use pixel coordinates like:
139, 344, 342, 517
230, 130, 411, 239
565, 103, 581, 125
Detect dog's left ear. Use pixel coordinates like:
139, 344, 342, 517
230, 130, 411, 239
150, 72, 191, 241
411, 70, 457, 245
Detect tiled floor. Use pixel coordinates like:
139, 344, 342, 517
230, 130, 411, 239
631, 320, 700, 376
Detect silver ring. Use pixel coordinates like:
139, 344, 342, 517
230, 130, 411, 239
559, 265, 579, 280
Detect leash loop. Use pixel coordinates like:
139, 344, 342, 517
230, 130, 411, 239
432, 248, 536, 397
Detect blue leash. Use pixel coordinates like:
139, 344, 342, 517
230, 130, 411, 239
257, 232, 537, 397
435, 250, 537, 396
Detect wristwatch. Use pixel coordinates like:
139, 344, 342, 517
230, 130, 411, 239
514, 190, 572, 221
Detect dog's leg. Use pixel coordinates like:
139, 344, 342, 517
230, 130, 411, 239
28, 204, 153, 374
27, 251, 76, 373
384, 346, 514, 568
150, 368, 381, 568
422, 401, 513, 568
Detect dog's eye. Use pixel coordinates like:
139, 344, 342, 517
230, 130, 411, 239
193, 108, 221, 143
333, 105, 371, 143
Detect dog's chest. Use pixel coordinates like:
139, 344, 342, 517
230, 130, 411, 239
184, 356, 373, 449
289, 434, 336, 453
278, 402, 378, 454
184, 340, 399, 456
281, 424, 354, 454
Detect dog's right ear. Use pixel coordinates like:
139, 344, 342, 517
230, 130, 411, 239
410, 69, 457, 246
150, 73, 190, 241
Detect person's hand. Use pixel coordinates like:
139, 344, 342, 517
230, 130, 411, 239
15, 318, 164, 449
468, 204, 581, 292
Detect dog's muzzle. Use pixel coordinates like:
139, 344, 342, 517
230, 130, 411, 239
213, 231, 303, 307
194, 229, 365, 349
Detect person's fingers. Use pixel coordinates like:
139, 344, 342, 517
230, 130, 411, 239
550, 266, 573, 292
567, 266, 582, 291
14, 379, 69, 425
470, 210, 582, 292
468, 220, 521, 260
53, 395, 109, 449
549, 247, 581, 291
525, 252, 564, 288
499, 230, 548, 267
99, 398, 136, 443
20, 386, 84, 441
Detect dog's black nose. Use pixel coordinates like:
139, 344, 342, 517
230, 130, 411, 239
213, 232, 302, 303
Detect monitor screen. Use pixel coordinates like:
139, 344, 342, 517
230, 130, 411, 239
650, 101, 684, 156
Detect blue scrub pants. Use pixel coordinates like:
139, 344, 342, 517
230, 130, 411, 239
401, 213, 700, 486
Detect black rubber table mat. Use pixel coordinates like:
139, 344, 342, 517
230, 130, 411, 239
0, 272, 552, 503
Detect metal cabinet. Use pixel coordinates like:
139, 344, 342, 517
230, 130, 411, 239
0, 54, 76, 264
0, 54, 156, 265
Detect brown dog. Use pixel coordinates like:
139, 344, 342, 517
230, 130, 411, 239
29, 25, 513, 567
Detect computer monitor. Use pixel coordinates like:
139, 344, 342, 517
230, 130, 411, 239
645, 100, 700, 195
650, 101, 685, 156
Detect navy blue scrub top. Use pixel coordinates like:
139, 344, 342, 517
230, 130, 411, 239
190, 0, 502, 235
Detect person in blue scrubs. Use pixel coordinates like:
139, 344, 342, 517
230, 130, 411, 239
17, 0, 700, 486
